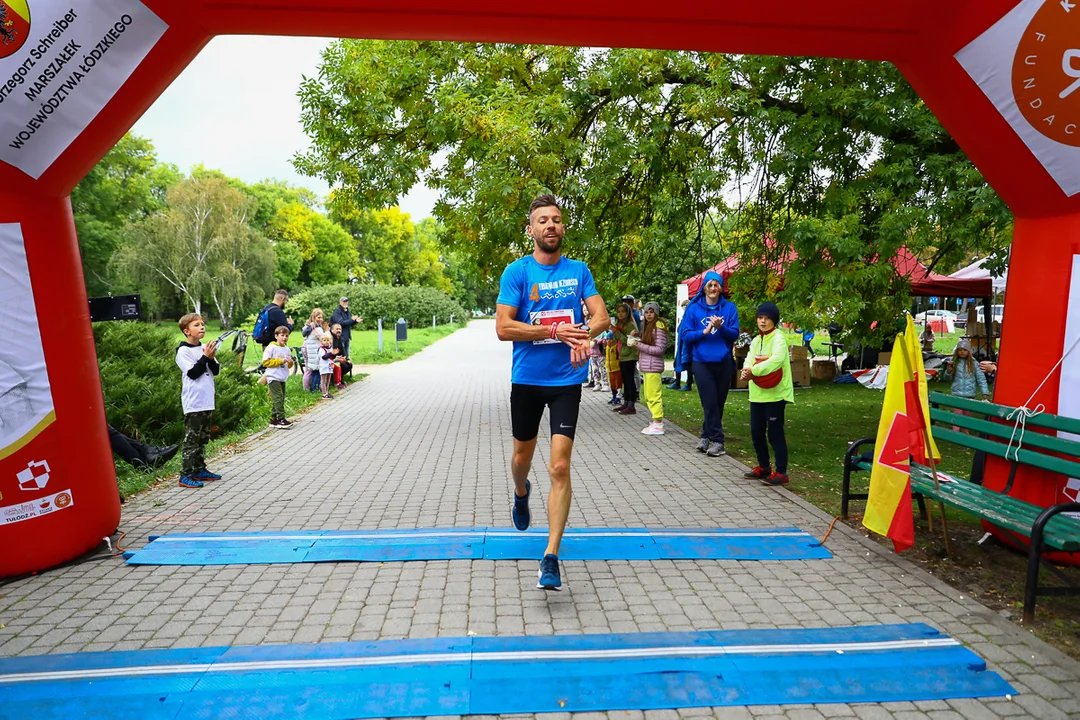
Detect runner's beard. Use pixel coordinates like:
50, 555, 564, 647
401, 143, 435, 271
535, 234, 563, 254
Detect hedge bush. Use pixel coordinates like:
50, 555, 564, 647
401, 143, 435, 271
94, 322, 254, 445
285, 284, 468, 330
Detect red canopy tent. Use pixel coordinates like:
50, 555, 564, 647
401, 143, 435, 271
681, 246, 992, 298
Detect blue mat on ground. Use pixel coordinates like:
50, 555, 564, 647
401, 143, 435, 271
0, 623, 1014, 719
123, 527, 831, 565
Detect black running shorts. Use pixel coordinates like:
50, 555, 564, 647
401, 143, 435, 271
510, 383, 582, 442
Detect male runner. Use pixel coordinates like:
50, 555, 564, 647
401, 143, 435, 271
496, 194, 609, 590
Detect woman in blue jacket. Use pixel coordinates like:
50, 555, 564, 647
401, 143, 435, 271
679, 271, 740, 456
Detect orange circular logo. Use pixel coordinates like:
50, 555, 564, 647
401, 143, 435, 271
54, 492, 71, 509
1013, 1, 1080, 147
0, 1, 30, 60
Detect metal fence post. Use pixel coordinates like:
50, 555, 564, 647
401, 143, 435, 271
378, 318, 383, 352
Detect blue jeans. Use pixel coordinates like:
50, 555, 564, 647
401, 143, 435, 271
693, 357, 734, 443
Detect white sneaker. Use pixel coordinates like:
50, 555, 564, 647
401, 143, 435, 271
642, 421, 665, 435
592, 383, 605, 392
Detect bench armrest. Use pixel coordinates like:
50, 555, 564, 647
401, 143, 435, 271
844, 438, 875, 469
841, 437, 876, 519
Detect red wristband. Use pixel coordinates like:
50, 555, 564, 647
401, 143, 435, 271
550, 323, 558, 340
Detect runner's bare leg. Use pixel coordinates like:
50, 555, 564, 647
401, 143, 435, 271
511, 437, 536, 498
544, 434, 574, 556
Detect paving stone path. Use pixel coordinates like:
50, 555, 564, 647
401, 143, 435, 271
3, 319, 1080, 719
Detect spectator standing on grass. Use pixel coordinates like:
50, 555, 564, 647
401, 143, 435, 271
679, 270, 740, 457
329, 297, 362, 359
302, 308, 328, 393
261, 326, 295, 429
740, 302, 793, 486
636, 302, 669, 435
318, 331, 336, 399
944, 338, 989, 403
667, 298, 694, 392
330, 323, 353, 389
255, 290, 294, 348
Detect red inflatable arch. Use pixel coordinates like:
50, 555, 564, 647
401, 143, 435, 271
2, 0, 1079, 575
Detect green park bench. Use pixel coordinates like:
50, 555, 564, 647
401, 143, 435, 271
842, 391, 1080, 624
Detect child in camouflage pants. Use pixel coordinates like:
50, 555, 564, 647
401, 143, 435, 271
175, 313, 222, 489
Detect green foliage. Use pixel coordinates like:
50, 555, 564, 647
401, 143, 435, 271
71, 134, 181, 296
111, 176, 276, 327
297, 43, 1013, 346
287, 283, 468, 329
272, 239, 304, 289
94, 322, 253, 445
329, 205, 450, 290
305, 213, 359, 285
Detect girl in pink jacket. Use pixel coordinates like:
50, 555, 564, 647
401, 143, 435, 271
636, 302, 669, 435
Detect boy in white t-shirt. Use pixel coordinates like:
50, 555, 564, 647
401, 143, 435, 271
175, 313, 221, 489
261, 325, 295, 429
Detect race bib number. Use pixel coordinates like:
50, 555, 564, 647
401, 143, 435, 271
529, 309, 574, 345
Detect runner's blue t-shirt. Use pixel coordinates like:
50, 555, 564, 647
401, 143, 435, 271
497, 255, 599, 386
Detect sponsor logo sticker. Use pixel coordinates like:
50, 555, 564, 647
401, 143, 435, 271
2, 487, 73, 524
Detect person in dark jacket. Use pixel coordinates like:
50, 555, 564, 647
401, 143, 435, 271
679, 270, 740, 457
329, 297, 363, 358
108, 425, 178, 469
258, 290, 294, 348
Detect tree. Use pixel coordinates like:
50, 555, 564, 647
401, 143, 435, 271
262, 199, 359, 285
330, 204, 450, 290
71, 133, 180, 295
305, 213, 360, 285
112, 176, 276, 325
296, 43, 1012, 345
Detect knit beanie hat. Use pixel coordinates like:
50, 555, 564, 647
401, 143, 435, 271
956, 338, 972, 352
757, 301, 780, 325
643, 301, 661, 315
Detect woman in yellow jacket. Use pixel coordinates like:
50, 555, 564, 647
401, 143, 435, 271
739, 302, 794, 486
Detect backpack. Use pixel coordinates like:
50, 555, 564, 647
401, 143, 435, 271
252, 304, 275, 344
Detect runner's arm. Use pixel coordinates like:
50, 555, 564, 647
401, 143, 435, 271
495, 305, 586, 342
582, 295, 609, 339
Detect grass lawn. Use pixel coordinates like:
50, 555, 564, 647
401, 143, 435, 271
120, 320, 466, 498
779, 327, 966, 360
113, 370, 367, 499
660, 380, 976, 516
161, 320, 464, 367
661, 376, 1080, 659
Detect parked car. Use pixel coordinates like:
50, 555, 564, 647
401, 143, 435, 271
914, 309, 957, 326
976, 305, 1004, 324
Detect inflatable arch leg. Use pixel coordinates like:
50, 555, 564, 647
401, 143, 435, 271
983, 213, 1080, 562
0, 191, 119, 577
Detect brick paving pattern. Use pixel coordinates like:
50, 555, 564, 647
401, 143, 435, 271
3, 319, 1080, 718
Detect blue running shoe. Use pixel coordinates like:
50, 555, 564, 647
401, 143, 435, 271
193, 469, 221, 481
512, 479, 531, 531
178, 475, 204, 489
537, 554, 561, 590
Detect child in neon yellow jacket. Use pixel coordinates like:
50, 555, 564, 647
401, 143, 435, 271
739, 302, 793, 486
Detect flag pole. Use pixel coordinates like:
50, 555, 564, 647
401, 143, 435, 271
897, 323, 952, 558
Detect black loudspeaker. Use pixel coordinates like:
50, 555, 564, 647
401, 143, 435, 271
89, 294, 142, 322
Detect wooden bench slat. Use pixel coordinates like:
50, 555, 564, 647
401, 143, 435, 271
932, 427, 1080, 480
928, 391, 1080, 435
927, 408, 1080, 458
910, 464, 1080, 552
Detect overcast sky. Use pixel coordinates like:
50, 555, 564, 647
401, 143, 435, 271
131, 35, 439, 220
